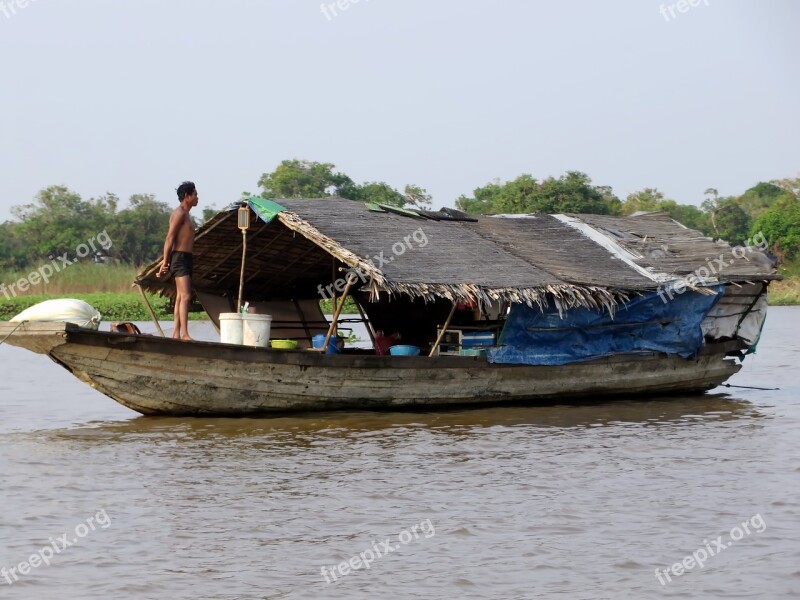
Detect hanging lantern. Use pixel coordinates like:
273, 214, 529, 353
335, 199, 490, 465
238, 204, 250, 231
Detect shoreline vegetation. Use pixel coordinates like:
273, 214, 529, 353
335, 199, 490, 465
2, 165, 798, 320
0, 263, 797, 323
0, 264, 360, 322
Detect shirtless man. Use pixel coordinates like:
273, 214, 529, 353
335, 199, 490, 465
157, 181, 199, 340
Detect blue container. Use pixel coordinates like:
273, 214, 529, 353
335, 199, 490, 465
389, 345, 420, 356
462, 332, 495, 349
312, 334, 340, 354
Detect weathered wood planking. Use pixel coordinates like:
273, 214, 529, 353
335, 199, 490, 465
1, 322, 741, 416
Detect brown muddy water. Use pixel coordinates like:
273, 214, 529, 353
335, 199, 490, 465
0, 308, 799, 599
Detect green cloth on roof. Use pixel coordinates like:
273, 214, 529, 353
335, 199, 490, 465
247, 197, 288, 223
378, 204, 423, 219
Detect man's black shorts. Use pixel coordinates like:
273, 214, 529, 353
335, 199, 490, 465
169, 251, 193, 278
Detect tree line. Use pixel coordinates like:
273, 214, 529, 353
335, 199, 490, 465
1, 159, 798, 270
456, 172, 800, 262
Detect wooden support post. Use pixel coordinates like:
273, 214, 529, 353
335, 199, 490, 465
136, 284, 165, 337
321, 272, 357, 352
429, 301, 458, 357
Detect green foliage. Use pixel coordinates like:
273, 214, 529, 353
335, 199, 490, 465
456, 171, 621, 215
201, 206, 218, 223
319, 297, 358, 314
10, 186, 115, 264
454, 179, 504, 214
738, 182, 792, 218
257, 159, 432, 210
662, 202, 708, 232
715, 199, 752, 244
702, 196, 752, 244
0, 187, 176, 270
620, 189, 710, 232
257, 159, 357, 199
0, 221, 26, 269
621, 188, 666, 214
352, 181, 406, 206
752, 198, 800, 261
108, 194, 172, 266
402, 184, 432, 208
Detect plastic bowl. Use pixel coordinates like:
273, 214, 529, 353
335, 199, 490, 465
270, 339, 298, 350
389, 345, 421, 356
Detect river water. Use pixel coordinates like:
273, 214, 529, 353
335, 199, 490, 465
0, 308, 799, 599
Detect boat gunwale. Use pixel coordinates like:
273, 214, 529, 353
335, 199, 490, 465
0, 321, 747, 371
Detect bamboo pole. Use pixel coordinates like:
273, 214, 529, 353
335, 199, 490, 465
429, 301, 458, 357
337, 266, 377, 350
321, 272, 357, 352
330, 259, 337, 321
136, 284, 165, 337
237, 229, 247, 312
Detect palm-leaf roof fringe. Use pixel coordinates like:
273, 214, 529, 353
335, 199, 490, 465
135, 198, 780, 317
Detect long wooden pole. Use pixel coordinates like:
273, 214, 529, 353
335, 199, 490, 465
136, 283, 165, 337
321, 272, 357, 352
237, 230, 247, 312
429, 301, 457, 357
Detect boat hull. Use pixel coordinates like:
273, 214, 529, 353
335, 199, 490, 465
0, 322, 744, 416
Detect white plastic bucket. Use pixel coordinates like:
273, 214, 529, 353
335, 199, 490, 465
219, 313, 243, 345
242, 314, 272, 348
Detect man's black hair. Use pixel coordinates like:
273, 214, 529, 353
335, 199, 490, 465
177, 181, 196, 202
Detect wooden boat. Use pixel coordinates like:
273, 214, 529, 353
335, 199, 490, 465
0, 321, 746, 416
0, 198, 780, 416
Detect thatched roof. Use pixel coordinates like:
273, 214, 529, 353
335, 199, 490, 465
136, 198, 779, 314
575, 212, 777, 282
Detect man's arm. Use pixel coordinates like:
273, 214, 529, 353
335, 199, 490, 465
157, 210, 182, 276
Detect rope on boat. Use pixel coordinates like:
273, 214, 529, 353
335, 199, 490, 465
0, 320, 26, 347
720, 383, 779, 391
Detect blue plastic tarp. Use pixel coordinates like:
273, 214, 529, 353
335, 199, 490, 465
487, 286, 724, 366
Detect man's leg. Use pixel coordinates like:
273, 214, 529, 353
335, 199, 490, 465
175, 275, 193, 340
172, 285, 182, 339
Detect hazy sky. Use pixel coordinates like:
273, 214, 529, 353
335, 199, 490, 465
1, 0, 798, 220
